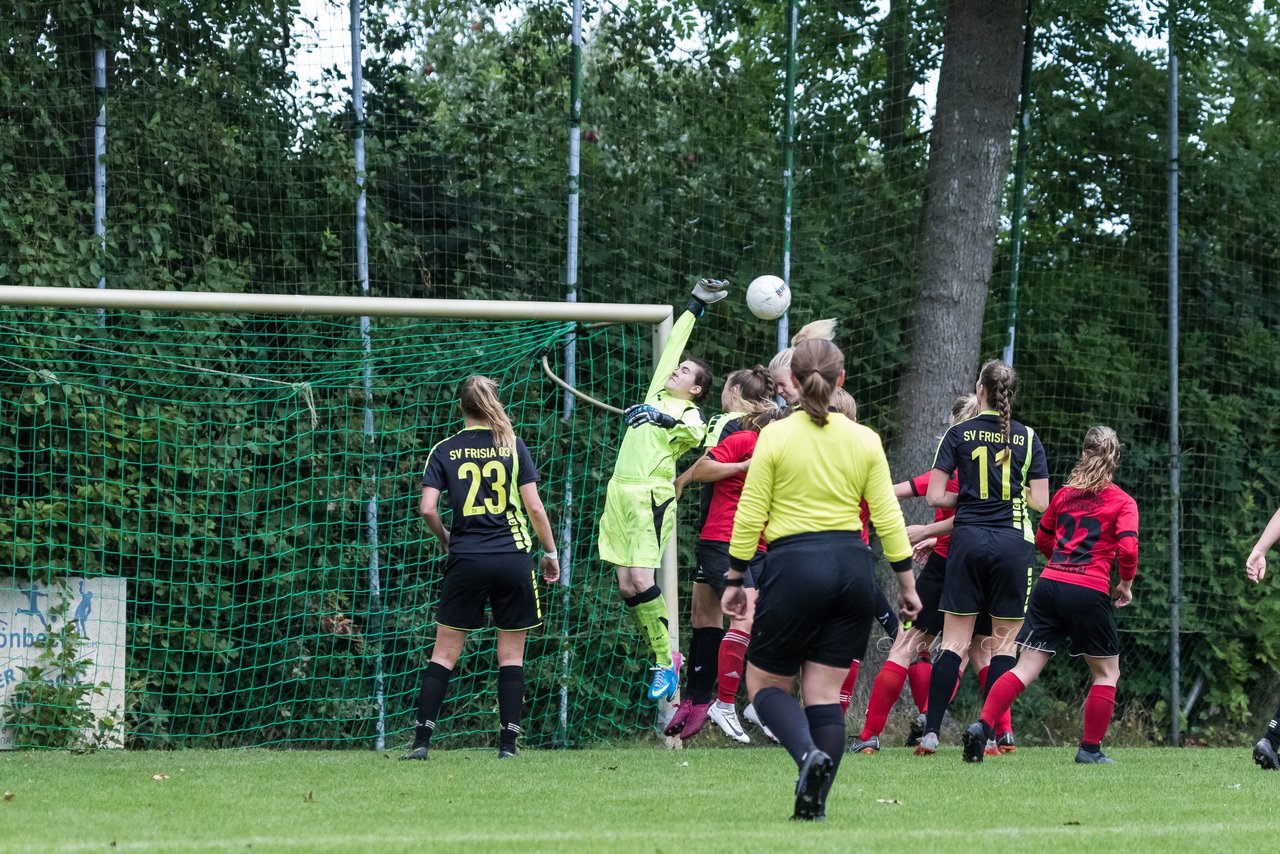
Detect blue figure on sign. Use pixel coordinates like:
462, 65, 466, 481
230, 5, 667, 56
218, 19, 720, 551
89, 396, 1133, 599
74, 581, 94, 638
16, 585, 49, 629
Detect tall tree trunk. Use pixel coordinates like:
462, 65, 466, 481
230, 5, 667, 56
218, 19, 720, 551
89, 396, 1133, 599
892, 0, 1027, 481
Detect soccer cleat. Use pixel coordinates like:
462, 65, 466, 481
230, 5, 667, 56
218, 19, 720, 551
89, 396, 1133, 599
913, 732, 938, 756
679, 702, 712, 740
399, 746, 429, 761
708, 701, 750, 744
498, 746, 518, 759
1254, 739, 1280, 770
647, 652, 682, 702
847, 735, 879, 755
1075, 747, 1117, 764
663, 697, 694, 736
905, 712, 926, 747
997, 731, 1017, 754
744, 703, 779, 743
961, 722, 986, 763
984, 739, 1001, 758
792, 749, 834, 821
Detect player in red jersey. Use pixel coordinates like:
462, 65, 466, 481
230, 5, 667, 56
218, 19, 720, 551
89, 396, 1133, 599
848, 394, 1016, 754
962, 426, 1137, 764
1246, 504, 1280, 769
666, 366, 778, 742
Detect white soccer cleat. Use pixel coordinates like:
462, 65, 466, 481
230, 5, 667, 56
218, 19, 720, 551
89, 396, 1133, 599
743, 702, 778, 743
708, 701, 750, 744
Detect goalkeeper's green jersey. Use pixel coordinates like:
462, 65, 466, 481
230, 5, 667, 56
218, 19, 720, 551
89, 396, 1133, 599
610, 309, 706, 482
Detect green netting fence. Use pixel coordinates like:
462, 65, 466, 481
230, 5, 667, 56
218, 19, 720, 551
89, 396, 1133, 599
3, 0, 1280, 748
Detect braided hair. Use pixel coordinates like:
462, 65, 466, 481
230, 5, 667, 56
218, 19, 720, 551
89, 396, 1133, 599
724, 365, 780, 433
977, 360, 1018, 463
1066, 426, 1122, 493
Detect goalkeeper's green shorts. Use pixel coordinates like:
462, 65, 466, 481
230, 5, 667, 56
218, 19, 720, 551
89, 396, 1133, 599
597, 477, 676, 569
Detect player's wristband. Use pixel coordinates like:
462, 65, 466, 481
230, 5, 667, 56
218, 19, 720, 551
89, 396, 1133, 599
543, 551, 558, 561
890, 557, 914, 574
685, 296, 707, 317
728, 554, 751, 574
723, 575, 745, 588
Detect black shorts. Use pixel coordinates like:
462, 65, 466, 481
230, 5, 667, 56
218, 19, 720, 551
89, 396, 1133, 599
436, 551, 542, 632
913, 552, 994, 639
747, 532, 878, 675
940, 526, 1034, 622
1017, 577, 1119, 658
695, 540, 760, 596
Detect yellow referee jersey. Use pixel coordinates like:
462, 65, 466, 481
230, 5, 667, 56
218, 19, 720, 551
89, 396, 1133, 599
729, 410, 911, 563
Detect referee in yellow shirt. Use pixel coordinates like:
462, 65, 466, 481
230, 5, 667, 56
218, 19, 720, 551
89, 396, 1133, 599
721, 338, 921, 822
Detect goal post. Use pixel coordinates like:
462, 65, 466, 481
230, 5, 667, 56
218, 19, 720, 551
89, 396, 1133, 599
0, 285, 684, 749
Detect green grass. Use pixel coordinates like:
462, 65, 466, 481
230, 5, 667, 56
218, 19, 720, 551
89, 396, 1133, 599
2, 746, 1275, 852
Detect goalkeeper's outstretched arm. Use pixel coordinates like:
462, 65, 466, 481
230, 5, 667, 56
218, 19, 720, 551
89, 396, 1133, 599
644, 278, 728, 401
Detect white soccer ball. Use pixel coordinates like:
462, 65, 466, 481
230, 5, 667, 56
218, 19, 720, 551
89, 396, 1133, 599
745, 275, 791, 320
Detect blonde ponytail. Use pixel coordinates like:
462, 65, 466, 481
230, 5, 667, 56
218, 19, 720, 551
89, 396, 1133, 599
1066, 426, 1122, 493
458, 375, 516, 452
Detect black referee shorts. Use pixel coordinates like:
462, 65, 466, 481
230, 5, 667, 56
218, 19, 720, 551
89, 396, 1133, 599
939, 526, 1035, 622
694, 540, 761, 596
436, 551, 542, 632
1017, 577, 1120, 658
747, 532, 878, 676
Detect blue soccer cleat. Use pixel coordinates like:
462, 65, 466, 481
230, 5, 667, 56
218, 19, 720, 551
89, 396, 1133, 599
647, 652, 682, 701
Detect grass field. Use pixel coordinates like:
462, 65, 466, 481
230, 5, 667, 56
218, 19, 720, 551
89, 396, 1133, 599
2, 745, 1275, 852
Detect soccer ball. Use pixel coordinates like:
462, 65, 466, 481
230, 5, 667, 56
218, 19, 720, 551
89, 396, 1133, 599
745, 275, 791, 320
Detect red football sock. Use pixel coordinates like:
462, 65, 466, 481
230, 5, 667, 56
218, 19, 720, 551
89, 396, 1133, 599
839, 659, 861, 714
980, 672, 1026, 732
1082, 684, 1117, 746
997, 703, 1014, 736
717, 629, 750, 704
978, 665, 990, 694
860, 661, 907, 740
907, 659, 932, 713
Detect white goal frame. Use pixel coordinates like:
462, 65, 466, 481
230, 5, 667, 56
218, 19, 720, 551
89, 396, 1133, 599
0, 285, 686, 713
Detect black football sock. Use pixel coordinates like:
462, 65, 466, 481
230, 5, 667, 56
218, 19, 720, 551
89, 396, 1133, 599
753, 686, 816, 766
498, 665, 524, 751
924, 650, 963, 736
985, 654, 1016, 698
805, 703, 845, 802
413, 661, 453, 748
688, 627, 726, 704
1265, 704, 1280, 749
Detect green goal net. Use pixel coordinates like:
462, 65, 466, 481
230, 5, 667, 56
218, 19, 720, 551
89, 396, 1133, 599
0, 305, 672, 748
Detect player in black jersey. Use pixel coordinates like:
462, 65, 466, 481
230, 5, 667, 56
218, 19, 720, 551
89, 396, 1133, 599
1247, 503, 1280, 769
402, 376, 560, 761
914, 360, 1049, 756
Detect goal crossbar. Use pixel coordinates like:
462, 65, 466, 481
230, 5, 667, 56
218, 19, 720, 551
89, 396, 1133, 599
0, 285, 673, 325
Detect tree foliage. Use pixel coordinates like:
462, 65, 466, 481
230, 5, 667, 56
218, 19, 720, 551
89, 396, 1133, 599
1, 0, 1278, 746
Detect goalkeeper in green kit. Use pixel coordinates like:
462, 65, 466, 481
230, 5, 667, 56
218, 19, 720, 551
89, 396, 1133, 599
599, 278, 729, 702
